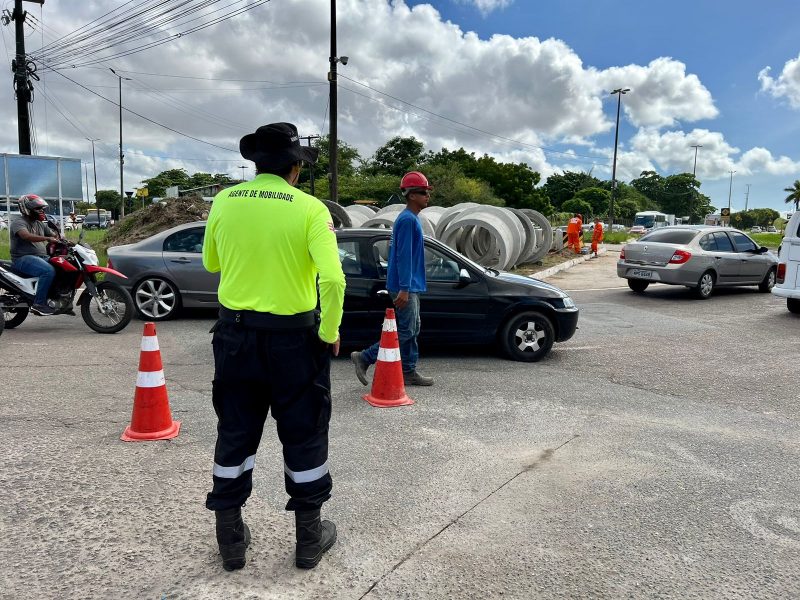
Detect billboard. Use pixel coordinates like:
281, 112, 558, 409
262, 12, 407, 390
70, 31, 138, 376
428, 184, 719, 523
1, 154, 84, 234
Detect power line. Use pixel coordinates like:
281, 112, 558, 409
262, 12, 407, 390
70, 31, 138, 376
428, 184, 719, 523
52, 69, 237, 153
337, 74, 610, 164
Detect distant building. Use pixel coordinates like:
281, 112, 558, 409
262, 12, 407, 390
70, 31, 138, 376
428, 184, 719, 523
705, 213, 723, 226
177, 183, 236, 202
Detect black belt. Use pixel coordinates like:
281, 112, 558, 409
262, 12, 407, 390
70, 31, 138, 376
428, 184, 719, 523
218, 307, 317, 330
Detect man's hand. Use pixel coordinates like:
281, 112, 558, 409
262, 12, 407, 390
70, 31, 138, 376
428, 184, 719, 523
393, 290, 409, 310
320, 336, 340, 357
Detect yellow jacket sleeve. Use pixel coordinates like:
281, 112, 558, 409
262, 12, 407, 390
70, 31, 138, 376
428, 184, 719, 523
308, 202, 345, 343
202, 211, 220, 273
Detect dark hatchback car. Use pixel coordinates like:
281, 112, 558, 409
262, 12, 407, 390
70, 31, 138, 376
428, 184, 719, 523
107, 223, 579, 361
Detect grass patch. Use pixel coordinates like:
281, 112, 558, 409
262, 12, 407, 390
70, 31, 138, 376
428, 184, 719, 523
0, 227, 109, 264
750, 233, 783, 248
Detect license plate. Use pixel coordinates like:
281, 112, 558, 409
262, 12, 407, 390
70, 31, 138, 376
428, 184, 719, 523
631, 269, 653, 279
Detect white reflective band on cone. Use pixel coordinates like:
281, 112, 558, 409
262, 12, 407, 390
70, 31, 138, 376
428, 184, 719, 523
377, 347, 401, 362
141, 336, 159, 352
383, 319, 397, 332
213, 455, 256, 479
136, 370, 165, 388
284, 461, 329, 483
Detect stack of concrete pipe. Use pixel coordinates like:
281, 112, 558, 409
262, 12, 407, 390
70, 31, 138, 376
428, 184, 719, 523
341, 202, 558, 271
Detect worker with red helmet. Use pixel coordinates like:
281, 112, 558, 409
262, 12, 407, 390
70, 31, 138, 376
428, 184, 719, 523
351, 171, 434, 387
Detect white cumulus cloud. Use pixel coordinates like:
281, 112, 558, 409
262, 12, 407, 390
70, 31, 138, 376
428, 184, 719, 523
758, 54, 800, 108
455, 0, 514, 16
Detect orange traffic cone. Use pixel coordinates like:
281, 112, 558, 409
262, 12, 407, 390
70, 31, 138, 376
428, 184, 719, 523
121, 322, 181, 441
363, 309, 414, 408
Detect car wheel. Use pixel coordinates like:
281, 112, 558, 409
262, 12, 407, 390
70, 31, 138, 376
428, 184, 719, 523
500, 311, 555, 362
788, 299, 800, 314
758, 268, 776, 293
693, 270, 715, 299
628, 279, 649, 293
133, 277, 181, 321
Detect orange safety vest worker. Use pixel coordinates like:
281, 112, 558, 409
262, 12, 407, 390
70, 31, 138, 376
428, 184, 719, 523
591, 221, 604, 256
567, 216, 582, 253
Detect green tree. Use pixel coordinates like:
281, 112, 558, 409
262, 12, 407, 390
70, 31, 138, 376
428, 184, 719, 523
422, 163, 503, 207
562, 198, 593, 217
140, 168, 192, 197
367, 136, 425, 176
784, 180, 800, 211
572, 187, 610, 216
542, 171, 602, 211
613, 197, 640, 220
308, 135, 361, 183
94, 190, 122, 215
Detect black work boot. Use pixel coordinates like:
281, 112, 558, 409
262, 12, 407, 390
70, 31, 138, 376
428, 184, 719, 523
295, 509, 337, 569
215, 507, 251, 571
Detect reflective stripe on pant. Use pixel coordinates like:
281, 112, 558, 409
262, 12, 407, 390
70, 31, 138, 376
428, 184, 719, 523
205, 321, 333, 512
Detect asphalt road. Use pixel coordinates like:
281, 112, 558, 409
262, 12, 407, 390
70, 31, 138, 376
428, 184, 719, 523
1, 250, 798, 599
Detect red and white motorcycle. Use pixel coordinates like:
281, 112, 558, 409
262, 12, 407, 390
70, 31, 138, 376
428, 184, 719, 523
0, 233, 134, 333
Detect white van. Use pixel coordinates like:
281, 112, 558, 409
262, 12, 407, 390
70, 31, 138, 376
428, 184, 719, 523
772, 211, 800, 313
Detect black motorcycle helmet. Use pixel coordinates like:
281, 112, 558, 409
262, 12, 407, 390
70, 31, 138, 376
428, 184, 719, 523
18, 194, 48, 221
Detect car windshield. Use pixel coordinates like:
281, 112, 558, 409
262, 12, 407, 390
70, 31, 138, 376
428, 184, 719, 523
639, 229, 697, 244
633, 215, 655, 227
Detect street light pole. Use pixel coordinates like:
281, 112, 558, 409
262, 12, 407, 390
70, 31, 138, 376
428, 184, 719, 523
691, 144, 702, 178
745, 183, 751, 212
87, 137, 100, 222
609, 88, 630, 231
110, 69, 131, 219
727, 170, 736, 224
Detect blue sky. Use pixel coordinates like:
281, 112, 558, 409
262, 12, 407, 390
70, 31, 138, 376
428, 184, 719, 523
5, 0, 800, 215
410, 0, 800, 213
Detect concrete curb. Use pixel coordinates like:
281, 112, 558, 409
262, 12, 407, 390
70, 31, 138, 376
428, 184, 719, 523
532, 247, 610, 279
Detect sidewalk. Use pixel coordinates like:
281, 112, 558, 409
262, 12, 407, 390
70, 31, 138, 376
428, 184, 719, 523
537, 244, 625, 291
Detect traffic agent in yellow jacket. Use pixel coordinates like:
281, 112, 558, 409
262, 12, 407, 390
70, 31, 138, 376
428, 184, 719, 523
202, 156, 346, 572
202, 173, 345, 343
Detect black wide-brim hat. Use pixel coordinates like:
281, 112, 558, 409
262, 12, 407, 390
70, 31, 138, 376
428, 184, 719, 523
240, 122, 319, 166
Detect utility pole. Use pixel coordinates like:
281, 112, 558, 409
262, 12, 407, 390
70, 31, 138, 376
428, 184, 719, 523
9, 0, 43, 155
328, 0, 338, 204
238, 165, 247, 181
299, 134, 320, 196
745, 184, 751, 212
727, 170, 736, 224
609, 88, 630, 231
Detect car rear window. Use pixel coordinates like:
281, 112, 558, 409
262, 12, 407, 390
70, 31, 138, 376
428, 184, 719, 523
639, 229, 697, 244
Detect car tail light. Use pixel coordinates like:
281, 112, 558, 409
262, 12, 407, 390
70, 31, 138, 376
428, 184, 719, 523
777, 262, 786, 284
669, 250, 692, 264
619, 248, 625, 260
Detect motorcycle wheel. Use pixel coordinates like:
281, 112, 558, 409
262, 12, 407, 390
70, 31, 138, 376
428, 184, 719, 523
81, 281, 134, 334
1, 290, 29, 329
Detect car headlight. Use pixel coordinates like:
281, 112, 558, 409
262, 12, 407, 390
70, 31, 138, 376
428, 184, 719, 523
562, 296, 575, 309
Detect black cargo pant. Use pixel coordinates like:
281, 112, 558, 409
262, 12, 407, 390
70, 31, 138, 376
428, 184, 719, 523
205, 309, 333, 512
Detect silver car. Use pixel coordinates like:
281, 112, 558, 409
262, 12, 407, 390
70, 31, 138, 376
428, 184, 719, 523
106, 221, 219, 319
617, 226, 778, 299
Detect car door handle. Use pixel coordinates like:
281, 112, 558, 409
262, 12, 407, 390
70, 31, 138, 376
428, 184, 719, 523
170, 258, 192, 263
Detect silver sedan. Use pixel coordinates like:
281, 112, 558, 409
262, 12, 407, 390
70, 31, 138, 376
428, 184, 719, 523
106, 222, 219, 319
617, 226, 778, 299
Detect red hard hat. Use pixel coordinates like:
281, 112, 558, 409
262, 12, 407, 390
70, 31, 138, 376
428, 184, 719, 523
400, 171, 432, 191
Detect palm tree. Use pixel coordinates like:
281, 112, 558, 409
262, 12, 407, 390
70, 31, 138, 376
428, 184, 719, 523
784, 180, 800, 211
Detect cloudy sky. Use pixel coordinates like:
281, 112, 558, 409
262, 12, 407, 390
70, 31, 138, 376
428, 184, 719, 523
3, 0, 800, 213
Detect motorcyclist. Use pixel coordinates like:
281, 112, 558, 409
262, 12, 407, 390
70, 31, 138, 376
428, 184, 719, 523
9, 194, 60, 316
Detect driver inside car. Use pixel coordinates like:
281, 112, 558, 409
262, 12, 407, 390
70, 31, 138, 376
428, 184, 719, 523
9, 194, 61, 316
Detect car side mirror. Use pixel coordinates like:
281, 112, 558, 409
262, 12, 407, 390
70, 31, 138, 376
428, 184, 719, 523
458, 268, 471, 285
760, 246, 769, 254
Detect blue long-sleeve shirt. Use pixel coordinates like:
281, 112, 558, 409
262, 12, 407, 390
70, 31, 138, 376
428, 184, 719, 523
387, 208, 426, 293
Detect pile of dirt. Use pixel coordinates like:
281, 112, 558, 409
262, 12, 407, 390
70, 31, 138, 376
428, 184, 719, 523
104, 196, 210, 247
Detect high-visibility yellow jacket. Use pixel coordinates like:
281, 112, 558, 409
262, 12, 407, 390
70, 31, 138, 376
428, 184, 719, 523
203, 174, 345, 343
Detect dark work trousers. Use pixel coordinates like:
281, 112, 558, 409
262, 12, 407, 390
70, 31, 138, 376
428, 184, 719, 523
205, 318, 333, 512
